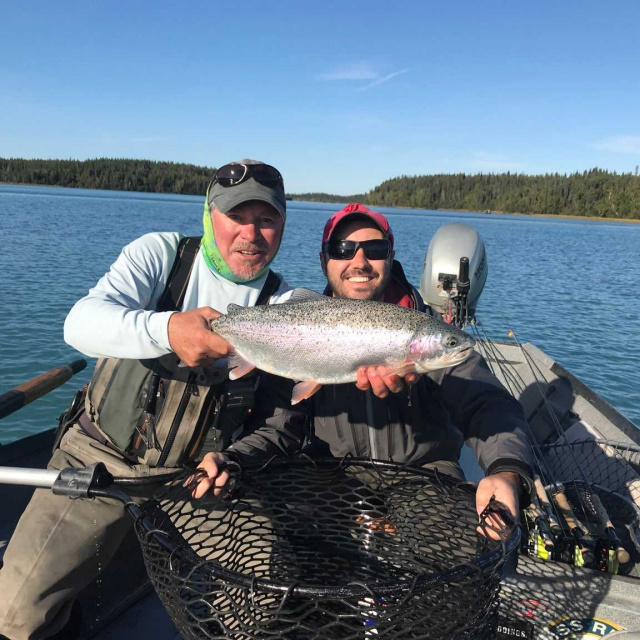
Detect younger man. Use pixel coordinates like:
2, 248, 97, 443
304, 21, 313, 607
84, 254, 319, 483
198, 203, 534, 518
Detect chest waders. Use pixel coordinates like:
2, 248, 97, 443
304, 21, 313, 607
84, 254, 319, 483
56, 237, 280, 468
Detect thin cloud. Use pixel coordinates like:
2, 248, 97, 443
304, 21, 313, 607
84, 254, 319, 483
318, 63, 377, 81
356, 69, 410, 92
593, 135, 640, 154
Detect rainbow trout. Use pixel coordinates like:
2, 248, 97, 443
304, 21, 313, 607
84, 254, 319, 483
210, 290, 475, 404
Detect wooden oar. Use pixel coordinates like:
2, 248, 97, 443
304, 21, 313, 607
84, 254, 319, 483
0, 360, 87, 420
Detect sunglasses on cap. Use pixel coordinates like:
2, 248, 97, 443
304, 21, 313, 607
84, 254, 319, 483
212, 163, 283, 188
323, 239, 392, 261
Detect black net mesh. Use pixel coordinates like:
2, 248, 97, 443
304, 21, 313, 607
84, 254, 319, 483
537, 439, 640, 575
132, 458, 518, 639
540, 439, 640, 497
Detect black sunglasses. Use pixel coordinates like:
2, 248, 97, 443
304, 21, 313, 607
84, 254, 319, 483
323, 239, 392, 261
212, 163, 283, 188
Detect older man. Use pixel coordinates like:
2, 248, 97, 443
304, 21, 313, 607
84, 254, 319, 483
0, 160, 292, 640
199, 203, 534, 519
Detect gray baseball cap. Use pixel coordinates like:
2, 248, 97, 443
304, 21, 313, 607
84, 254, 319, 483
208, 159, 287, 221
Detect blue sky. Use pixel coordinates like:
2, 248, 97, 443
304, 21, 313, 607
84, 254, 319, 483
1, 0, 639, 194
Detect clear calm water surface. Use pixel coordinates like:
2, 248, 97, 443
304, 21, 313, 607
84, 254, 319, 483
0, 184, 638, 444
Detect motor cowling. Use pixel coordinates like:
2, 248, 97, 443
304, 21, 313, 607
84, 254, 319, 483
419, 223, 488, 327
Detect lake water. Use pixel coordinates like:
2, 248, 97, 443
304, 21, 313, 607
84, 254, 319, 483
0, 184, 638, 444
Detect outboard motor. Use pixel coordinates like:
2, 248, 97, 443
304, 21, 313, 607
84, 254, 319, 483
420, 223, 488, 328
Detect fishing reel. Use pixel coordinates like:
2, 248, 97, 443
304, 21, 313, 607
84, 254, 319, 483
522, 479, 635, 576
420, 223, 488, 328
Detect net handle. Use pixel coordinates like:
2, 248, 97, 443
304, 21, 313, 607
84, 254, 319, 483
480, 498, 515, 525
478, 498, 517, 540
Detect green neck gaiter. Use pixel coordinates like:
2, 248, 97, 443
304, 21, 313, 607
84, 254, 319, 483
201, 192, 280, 284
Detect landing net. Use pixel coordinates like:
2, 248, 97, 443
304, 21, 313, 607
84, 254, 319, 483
133, 458, 518, 639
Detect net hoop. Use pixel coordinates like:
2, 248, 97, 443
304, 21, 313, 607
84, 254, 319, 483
134, 458, 519, 599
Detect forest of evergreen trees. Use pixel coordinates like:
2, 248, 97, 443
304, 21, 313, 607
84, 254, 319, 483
364, 169, 640, 219
288, 192, 364, 204
0, 158, 213, 195
1, 158, 639, 219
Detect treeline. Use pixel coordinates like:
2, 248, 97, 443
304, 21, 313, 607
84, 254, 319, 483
2, 159, 639, 219
0, 158, 213, 195
289, 192, 365, 204
365, 169, 640, 219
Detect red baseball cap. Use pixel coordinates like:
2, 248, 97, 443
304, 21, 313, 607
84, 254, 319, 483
321, 203, 394, 249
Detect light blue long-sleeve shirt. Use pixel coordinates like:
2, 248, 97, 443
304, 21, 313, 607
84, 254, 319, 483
64, 232, 291, 360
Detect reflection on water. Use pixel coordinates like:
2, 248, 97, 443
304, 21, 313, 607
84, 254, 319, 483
1, 186, 639, 443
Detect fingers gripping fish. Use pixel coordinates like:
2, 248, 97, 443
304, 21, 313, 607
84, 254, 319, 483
209, 289, 475, 404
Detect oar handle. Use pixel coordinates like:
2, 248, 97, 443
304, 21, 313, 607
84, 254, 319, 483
0, 463, 115, 499
0, 466, 60, 488
0, 360, 87, 420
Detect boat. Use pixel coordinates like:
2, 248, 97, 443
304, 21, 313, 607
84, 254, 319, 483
0, 223, 638, 639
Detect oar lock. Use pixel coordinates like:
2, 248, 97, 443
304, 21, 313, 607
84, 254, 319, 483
52, 462, 114, 498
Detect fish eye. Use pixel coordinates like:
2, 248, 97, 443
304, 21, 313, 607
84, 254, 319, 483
445, 336, 458, 348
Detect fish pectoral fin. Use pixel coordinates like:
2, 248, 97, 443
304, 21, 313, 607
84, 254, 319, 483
227, 352, 256, 380
381, 363, 417, 378
291, 380, 322, 405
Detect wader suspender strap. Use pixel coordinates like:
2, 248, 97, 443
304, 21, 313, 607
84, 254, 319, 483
156, 236, 202, 312
256, 269, 281, 306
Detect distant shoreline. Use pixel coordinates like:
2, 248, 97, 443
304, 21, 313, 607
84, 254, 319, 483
500, 210, 640, 223
289, 198, 640, 224
408, 205, 640, 223
2, 181, 640, 224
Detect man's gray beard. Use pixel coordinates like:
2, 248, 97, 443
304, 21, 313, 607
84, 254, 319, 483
231, 263, 267, 282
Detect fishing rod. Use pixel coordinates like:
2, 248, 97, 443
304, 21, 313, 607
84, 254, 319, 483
498, 322, 630, 567
476, 336, 600, 565
552, 483, 595, 565
477, 323, 606, 560
511, 333, 631, 564
471, 325, 567, 524
470, 337, 566, 562
533, 475, 562, 537
580, 484, 631, 564
471, 324, 598, 563
525, 496, 555, 552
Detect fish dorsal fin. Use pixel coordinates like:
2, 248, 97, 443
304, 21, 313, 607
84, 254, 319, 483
226, 303, 243, 314
285, 288, 328, 304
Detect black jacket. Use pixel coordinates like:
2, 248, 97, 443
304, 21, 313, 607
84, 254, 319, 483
229, 262, 534, 494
